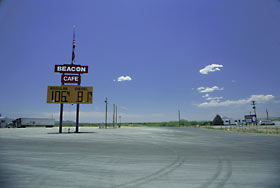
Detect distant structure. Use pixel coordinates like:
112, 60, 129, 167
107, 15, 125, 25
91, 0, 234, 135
0, 116, 13, 128
12, 118, 55, 128
222, 117, 243, 125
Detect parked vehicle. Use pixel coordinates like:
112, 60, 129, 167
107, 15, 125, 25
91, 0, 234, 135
259, 120, 275, 125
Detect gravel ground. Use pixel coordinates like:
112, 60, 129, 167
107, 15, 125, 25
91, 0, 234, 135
0, 127, 280, 188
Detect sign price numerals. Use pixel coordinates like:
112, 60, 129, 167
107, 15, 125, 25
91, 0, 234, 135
50, 90, 92, 103
77, 91, 92, 103
47, 86, 93, 104
51, 91, 70, 103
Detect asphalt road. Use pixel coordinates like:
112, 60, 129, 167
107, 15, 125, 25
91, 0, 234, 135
0, 127, 280, 188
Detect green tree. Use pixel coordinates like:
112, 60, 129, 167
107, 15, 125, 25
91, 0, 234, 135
212, 114, 224, 125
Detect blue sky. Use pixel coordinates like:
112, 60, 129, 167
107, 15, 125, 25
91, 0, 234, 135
0, 0, 280, 122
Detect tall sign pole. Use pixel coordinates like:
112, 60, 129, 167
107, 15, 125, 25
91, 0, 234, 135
72, 26, 80, 133
71, 26, 76, 65
59, 83, 64, 133
75, 102, 80, 133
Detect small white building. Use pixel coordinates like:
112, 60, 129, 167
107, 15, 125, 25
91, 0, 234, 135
222, 117, 243, 125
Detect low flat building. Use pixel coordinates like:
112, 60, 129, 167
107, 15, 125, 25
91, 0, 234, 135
222, 117, 243, 125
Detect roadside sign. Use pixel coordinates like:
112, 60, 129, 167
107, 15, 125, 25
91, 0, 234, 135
54, 64, 88, 74
50, 29, 93, 133
61, 75, 81, 84
47, 86, 93, 104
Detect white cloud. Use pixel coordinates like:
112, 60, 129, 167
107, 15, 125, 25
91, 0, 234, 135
202, 94, 209, 98
115, 76, 132, 82
249, 95, 275, 102
206, 96, 223, 101
198, 94, 275, 107
200, 64, 223, 74
197, 86, 224, 93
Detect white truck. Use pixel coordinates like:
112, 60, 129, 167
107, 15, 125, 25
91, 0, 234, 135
14, 118, 55, 128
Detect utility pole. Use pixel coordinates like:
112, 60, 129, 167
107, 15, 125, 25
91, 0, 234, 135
115, 105, 118, 127
266, 108, 269, 120
113, 104, 115, 128
119, 116, 121, 128
251, 101, 257, 125
105, 97, 108, 128
178, 110, 181, 127
59, 95, 64, 133
75, 101, 80, 133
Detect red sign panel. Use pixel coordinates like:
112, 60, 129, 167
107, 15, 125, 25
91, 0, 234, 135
61, 75, 81, 84
55, 65, 88, 74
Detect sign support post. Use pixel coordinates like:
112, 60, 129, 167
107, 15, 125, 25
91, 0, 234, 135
75, 104, 80, 133
75, 79, 80, 133
59, 103, 63, 133
59, 75, 64, 134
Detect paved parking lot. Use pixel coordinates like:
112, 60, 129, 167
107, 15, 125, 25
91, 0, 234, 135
1, 127, 280, 188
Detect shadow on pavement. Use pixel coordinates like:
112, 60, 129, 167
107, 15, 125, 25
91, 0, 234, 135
48, 132, 96, 134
